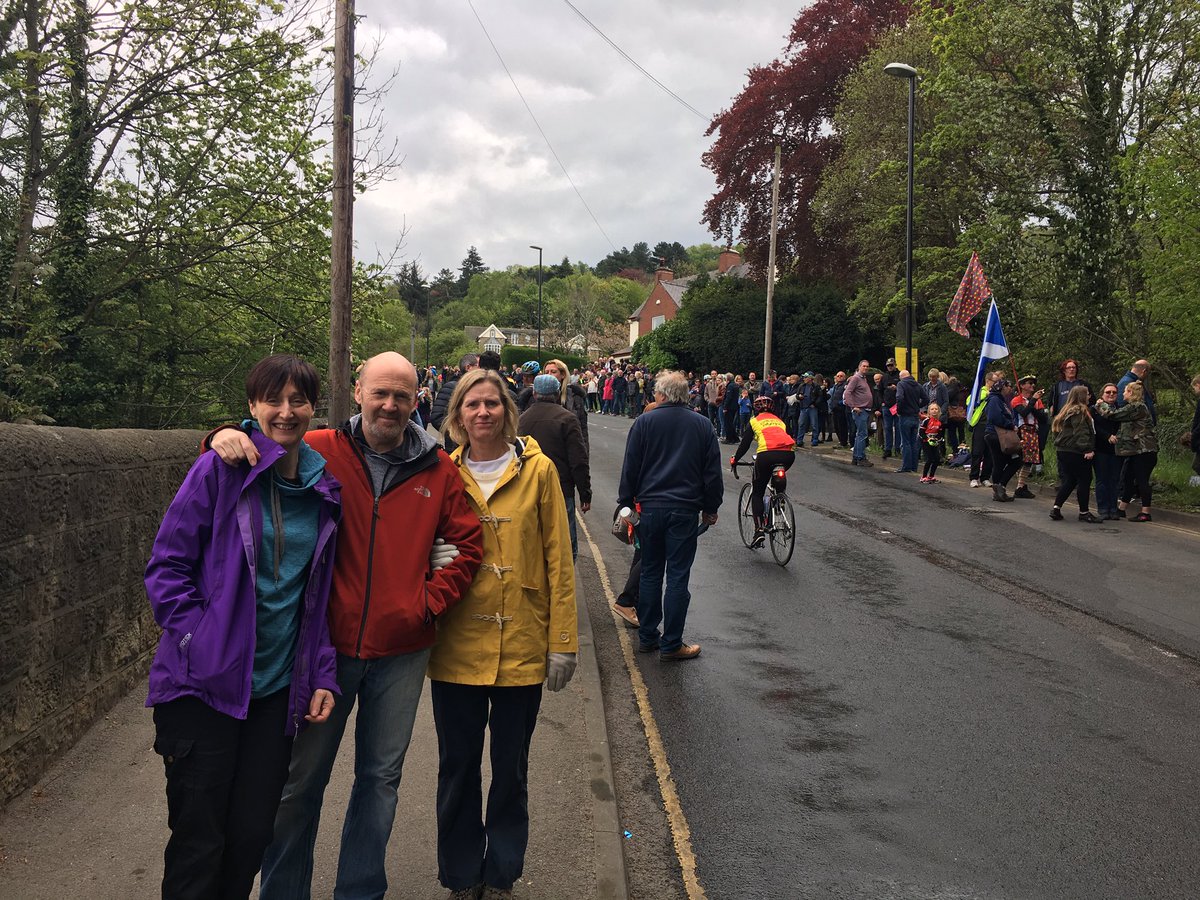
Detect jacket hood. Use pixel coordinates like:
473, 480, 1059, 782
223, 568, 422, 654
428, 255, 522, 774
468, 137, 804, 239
347, 413, 438, 463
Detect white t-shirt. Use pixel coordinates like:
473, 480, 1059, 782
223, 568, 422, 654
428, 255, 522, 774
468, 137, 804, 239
465, 445, 515, 500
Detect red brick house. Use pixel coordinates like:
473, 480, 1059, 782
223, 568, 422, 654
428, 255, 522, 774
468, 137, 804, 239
626, 248, 750, 346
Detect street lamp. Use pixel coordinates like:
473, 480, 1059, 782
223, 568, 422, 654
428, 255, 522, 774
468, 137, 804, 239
530, 244, 543, 363
884, 62, 917, 372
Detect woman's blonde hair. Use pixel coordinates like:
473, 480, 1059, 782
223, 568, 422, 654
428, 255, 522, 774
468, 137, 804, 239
1052, 384, 1092, 432
1124, 381, 1145, 402
442, 369, 519, 448
544, 358, 572, 406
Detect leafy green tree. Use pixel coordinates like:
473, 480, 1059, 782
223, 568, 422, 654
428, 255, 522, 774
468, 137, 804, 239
456, 246, 488, 298
632, 318, 687, 372
673, 273, 766, 374
772, 279, 866, 375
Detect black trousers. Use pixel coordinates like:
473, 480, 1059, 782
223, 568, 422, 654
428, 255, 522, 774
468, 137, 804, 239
153, 689, 292, 900
970, 424, 994, 481
431, 681, 543, 893
751, 450, 794, 520
1120, 451, 1157, 507
984, 433, 1022, 488
921, 443, 941, 478
1054, 451, 1094, 511
832, 407, 848, 446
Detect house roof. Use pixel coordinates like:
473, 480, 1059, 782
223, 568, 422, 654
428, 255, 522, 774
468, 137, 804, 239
628, 261, 752, 321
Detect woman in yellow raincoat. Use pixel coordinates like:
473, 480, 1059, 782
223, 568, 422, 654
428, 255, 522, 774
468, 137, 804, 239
433, 368, 577, 900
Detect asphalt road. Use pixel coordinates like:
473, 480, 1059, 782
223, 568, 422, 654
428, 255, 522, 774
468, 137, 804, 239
581, 410, 1200, 900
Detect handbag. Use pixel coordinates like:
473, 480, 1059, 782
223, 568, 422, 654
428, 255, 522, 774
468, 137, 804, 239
947, 404, 967, 422
995, 425, 1021, 455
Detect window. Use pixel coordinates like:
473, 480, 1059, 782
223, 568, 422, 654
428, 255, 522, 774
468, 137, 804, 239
651, 315, 665, 330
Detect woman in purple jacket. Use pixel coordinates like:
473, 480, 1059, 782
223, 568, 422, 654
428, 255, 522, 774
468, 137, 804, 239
144, 354, 341, 900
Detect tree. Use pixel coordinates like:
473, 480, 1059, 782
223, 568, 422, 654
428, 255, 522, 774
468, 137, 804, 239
653, 241, 689, 272
456, 246, 488, 298
702, 0, 912, 278
0, 0, 402, 425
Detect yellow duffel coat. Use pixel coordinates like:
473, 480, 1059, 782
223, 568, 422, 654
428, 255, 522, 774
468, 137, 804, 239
429, 436, 577, 686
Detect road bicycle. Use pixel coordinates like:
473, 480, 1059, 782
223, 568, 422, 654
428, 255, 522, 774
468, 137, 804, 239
731, 458, 796, 566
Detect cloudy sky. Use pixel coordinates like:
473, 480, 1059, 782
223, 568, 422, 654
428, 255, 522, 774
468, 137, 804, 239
351, 1, 807, 276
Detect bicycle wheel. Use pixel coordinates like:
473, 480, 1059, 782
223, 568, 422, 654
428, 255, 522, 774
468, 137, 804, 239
769, 494, 796, 566
738, 483, 756, 547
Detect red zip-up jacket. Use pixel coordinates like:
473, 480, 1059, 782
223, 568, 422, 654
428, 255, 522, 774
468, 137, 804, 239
306, 424, 483, 659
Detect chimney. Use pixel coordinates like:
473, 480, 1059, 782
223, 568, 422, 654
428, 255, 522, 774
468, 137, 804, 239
654, 265, 674, 283
717, 248, 741, 274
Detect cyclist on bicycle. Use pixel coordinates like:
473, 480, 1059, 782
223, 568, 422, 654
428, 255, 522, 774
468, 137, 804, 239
731, 394, 796, 547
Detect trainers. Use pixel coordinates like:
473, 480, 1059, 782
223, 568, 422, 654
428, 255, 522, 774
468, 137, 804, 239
920, 476, 931, 483
612, 604, 639, 628
970, 479, 981, 488
480, 888, 513, 900
750, 529, 765, 548
982, 479, 992, 487
1078, 511, 1101, 523
927, 477, 939, 484
854, 459, 874, 468
660, 643, 701, 661
448, 887, 482, 900
1013, 485, 1036, 499
1049, 507, 1064, 520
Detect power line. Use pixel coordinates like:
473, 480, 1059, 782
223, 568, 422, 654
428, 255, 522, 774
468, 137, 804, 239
560, 0, 709, 122
467, 0, 617, 252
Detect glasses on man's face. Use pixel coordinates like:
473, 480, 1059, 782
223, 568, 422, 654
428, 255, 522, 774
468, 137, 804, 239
1103, 390, 1117, 395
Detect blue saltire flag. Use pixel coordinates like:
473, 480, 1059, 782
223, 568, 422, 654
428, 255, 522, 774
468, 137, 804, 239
966, 299, 1009, 420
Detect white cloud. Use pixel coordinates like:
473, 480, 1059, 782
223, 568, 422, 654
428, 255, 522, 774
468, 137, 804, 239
352, 0, 809, 274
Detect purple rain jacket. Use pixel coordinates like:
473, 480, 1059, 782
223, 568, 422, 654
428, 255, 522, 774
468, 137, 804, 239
144, 429, 341, 735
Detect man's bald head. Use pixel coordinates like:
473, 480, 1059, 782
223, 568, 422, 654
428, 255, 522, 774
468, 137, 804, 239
359, 352, 418, 388
1132, 359, 1150, 376
354, 352, 419, 452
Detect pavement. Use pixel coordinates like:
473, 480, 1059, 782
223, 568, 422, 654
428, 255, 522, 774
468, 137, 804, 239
0, 566, 629, 900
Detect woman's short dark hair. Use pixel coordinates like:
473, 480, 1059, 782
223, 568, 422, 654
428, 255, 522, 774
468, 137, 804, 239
245, 354, 320, 405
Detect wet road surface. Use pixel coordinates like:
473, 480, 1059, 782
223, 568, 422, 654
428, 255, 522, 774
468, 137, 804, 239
582, 411, 1200, 900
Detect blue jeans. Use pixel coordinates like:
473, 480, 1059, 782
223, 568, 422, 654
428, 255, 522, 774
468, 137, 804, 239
851, 409, 871, 461
899, 415, 919, 471
797, 407, 819, 444
564, 494, 578, 560
260, 648, 431, 900
882, 408, 900, 454
636, 508, 700, 654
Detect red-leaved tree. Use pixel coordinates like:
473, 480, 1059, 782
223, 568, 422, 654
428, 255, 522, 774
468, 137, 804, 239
702, 0, 911, 279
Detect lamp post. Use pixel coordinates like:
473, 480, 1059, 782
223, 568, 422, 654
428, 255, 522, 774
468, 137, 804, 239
884, 62, 917, 372
530, 244, 543, 363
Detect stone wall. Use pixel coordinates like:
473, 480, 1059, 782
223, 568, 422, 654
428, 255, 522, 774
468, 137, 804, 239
0, 424, 202, 806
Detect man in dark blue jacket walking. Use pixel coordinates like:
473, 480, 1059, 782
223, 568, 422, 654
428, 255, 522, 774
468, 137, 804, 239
618, 370, 722, 661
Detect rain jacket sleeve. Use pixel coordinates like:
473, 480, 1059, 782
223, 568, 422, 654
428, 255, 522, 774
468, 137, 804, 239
144, 454, 223, 645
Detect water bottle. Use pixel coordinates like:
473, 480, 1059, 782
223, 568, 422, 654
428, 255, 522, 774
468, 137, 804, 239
617, 506, 639, 527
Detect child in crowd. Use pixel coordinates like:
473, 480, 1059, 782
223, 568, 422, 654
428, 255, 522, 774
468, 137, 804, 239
919, 403, 945, 483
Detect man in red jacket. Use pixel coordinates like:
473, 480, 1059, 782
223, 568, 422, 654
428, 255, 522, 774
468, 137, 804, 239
209, 351, 483, 899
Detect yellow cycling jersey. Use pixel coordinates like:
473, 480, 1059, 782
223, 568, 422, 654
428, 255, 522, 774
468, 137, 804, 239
750, 413, 796, 453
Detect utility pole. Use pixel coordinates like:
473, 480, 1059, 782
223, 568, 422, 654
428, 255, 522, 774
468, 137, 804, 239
762, 144, 782, 377
328, 0, 355, 423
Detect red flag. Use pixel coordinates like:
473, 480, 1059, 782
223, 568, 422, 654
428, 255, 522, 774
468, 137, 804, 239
946, 251, 992, 337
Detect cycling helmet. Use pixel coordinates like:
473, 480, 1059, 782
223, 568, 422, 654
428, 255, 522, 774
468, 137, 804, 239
522, 360, 541, 374
753, 395, 774, 412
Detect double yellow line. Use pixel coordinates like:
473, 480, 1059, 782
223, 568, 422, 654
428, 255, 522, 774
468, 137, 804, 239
579, 516, 707, 900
